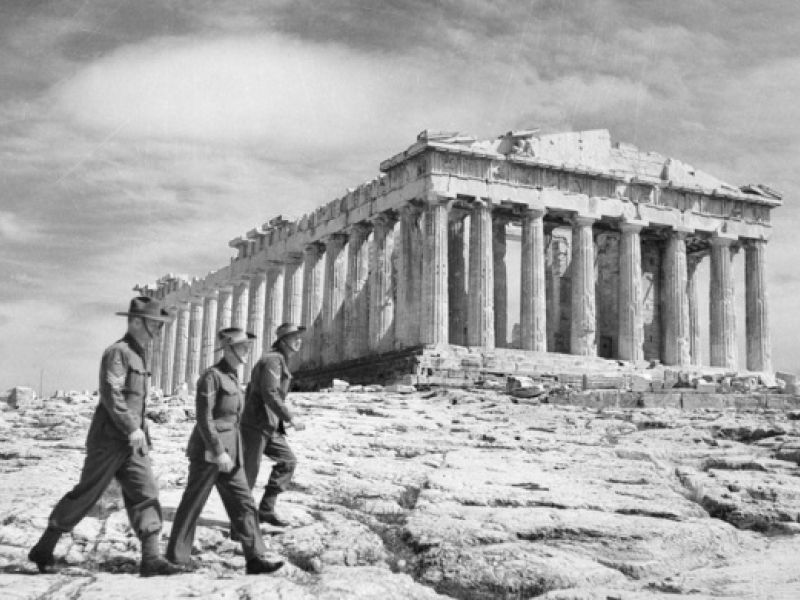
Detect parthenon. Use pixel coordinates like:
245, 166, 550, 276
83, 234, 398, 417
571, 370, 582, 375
137, 129, 781, 391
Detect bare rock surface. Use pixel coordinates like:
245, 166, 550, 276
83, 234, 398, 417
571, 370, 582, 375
1, 390, 800, 598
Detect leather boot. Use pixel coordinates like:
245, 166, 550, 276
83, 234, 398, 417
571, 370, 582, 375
246, 555, 284, 574
139, 532, 185, 577
28, 527, 61, 573
258, 493, 290, 527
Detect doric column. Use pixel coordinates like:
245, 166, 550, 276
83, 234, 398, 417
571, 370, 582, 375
301, 242, 325, 367
216, 286, 233, 332
369, 212, 397, 353
520, 208, 546, 351
231, 280, 249, 328
160, 311, 176, 395
745, 239, 772, 372
282, 253, 304, 326
150, 327, 163, 391
263, 261, 285, 352
467, 199, 494, 348
546, 230, 569, 352
493, 217, 508, 347
687, 253, 703, 366
344, 223, 371, 359
185, 299, 204, 389
172, 302, 190, 390
245, 271, 267, 380
396, 204, 423, 349
570, 215, 598, 356
448, 208, 469, 345
421, 195, 449, 345
200, 291, 218, 371
710, 234, 738, 369
618, 221, 645, 361
322, 233, 348, 364
662, 228, 691, 366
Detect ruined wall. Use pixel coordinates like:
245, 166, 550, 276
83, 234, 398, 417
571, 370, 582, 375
641, 239, 662, 361
595, 231, 620, 358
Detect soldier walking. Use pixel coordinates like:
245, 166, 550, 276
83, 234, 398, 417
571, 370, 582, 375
241, 323, 306, 527
165, 327, 284, 574
28, 297, 183, 577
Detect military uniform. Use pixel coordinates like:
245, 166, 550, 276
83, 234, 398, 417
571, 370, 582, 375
47, 333, 162, 538
166, 359, 268, 564
241, 348, 297, 518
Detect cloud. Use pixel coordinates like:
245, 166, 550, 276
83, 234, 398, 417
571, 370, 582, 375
0, 210, 39, 243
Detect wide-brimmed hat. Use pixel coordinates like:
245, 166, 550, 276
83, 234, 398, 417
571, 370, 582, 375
115, 296, 171, 322
275, 322, 306, 342
216, 327, 257, 350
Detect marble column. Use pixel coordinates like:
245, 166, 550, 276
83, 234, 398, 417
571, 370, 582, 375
245, 271, 267, 380
216, 287, 233, 332
467, 199, 494, 348
200, 291, 218, 371
301, 242, 325, 367
710, 234, 738, 369
231, 280, 249, 329
618, 221, 645, 362
322, 233, 348, 364
344, 223, 371, 360
662, 229, 691, 366
493, 217, 508, 347
186, 299, 204, 389
421, 195, 449, 345
546, 230, 569, 352
520, 208, 546, 351
282, 253, 304, 326
396, 204, 423, 349
745, 239, 772, 372
150, 327, 163, 391
160, 312, 176, 395
172, 302, 190, 390
570, 215, 598, 356
687, 253, 703, 366
369, 213, 397, 353
448, 209, 469, 345
263, 261, 285, 352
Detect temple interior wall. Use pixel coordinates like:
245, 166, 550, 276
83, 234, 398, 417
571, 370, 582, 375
595, 230, 620, 359
642, 239, 662, 361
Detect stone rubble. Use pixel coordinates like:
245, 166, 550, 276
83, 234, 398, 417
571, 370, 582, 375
1, 390, 800, 598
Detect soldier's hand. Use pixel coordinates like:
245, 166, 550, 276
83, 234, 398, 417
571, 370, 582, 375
128, 429, 148, 456
216, 452, 234, 473
290, 420, 306, 431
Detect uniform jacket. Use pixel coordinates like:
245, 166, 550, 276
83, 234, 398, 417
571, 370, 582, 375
241, 348, 294, 435
86, 333, 151, 448
186, 360, 245, 465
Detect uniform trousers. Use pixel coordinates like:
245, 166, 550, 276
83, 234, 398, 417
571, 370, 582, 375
48, 440, 161, 538
166, 459, 266, 564
241, 427, 296, 495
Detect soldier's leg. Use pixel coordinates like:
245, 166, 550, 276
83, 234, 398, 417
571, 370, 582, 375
115, 450, 162, 541
240, 426, 266, 490
215, 466, 267, 560
258, 434, 296, 520
30, 443, 126, 571
165, 460, 217, 565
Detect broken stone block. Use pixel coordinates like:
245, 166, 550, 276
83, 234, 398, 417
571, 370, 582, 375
506, 376, 545, 399
331, 379, 350, 392
629, 374, 652, 392
7, 386, 36, 409
386, 384, 415, 394
695, 381, 718, 393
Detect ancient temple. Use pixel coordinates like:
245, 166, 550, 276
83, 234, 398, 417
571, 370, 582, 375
136, 129, 781, 392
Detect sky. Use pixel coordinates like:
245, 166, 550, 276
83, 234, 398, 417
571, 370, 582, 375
1, 0, 799, 394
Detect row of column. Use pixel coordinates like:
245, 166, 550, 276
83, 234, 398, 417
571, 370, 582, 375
149, 197, 772, 393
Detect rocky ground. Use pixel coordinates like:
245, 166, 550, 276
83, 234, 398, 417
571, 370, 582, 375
1, 389, 800, 599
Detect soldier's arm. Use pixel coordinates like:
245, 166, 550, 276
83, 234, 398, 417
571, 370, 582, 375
99, 347, 139, 435
195, 371, 225, 457
260, 356, 294, 423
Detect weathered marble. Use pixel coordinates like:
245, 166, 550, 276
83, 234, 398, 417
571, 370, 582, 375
618, 221, 644, 362
710, 235, 738, 369
199, 292, 218, 371
447, 210, 468, 346
520, 208, 546, 351
492, 217, 508, 347
745, 239, 771, 373
662, 230, 691, 366
467, 199, 494, 348
322, 234, 348, 365
570, 216, 597, 356
263, 262, 285, 352
344, 224, 371, 360
245, 271, 267, 379
301, 243, 325, 367
421, 197, 449, 346
369, 214, 397, 353
172, 302, 190, 390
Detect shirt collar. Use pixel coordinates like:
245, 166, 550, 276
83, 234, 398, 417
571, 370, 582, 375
216, 358, 239, 377
122, 333, 146, 359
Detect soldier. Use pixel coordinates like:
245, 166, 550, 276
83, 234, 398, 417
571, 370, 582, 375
241, 323, 306, 527
28, 297, 183, 577
166, 327, 284, 574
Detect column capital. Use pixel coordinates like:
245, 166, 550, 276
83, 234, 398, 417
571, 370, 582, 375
710, 232, 738, 247
421, 191, 455, 208
522, 206, 546, 219
369, 211, 397, 229
304, 241, 325, 256
202, 288, 219, 299
619, 218, 648, 233
742, 236, 767, 248
322, 232, 349, 248
264, 259, 286, 273
399, 202, 423, 217
284, 251, 304, 264
572, 214, 599, 227
668, 224, 694, 238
